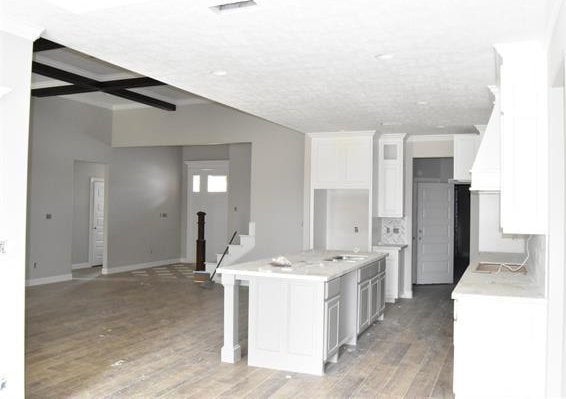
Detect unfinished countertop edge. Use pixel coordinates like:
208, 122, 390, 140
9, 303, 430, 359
218, 250, 388, 282
452, 252, 545, 302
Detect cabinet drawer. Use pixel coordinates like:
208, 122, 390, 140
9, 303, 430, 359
358, 261, 382, 282
325, 277, 341, 299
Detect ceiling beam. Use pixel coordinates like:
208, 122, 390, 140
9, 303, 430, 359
31, 62, 176, 111
33, 38, 65, 52
32, 77, 166, 97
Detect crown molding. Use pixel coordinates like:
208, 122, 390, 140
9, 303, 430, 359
406, 134, 454, 143
306, 130, 375, 138
0, 16, 43, 41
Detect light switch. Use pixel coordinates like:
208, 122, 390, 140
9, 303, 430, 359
0, 240, 6, 254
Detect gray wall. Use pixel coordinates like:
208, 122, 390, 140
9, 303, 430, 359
227, 143, 252, 240
28, 97, 182, 280
72, 161, 106, 265
113, 103, 305, 261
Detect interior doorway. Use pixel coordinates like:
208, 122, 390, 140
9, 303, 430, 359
412, 157, 455, 285
453, 183, 471, 283
186, 161, 229, 263
72, 161, 107, 279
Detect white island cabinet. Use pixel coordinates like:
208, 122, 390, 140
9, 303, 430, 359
219, 251, 387, 375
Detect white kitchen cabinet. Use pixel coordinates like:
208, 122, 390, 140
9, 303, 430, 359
309, 132, 374, 189
307, 131, 374, 251
377, 133, 406, 217
495, 41, 548, 234
373, 245, 406, 303
324, 295, 340, 361
453, 134, 480, 182
357, 280, 371, 334
453, 296, 546, 398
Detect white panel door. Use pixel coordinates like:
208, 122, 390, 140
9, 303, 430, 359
417, 182, 453, 284
90, 178, 105, 266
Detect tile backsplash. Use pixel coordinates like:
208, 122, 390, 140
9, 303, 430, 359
379, 217, 407, 245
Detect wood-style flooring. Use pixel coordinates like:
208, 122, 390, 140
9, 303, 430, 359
26, 264, 454, 398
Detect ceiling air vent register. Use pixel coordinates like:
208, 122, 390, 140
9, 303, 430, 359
210, 0, 258, 13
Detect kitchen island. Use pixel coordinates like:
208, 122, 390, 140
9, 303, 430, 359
218, 250, 387, 375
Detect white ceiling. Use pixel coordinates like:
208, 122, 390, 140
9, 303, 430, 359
6, 0, 552, 133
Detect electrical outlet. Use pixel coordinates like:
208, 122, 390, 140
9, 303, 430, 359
354, 226, 359, 233
45, 213, 52, 219
0, 240, 7, 254
0, 377, 6, 391
393, 228, 399, 234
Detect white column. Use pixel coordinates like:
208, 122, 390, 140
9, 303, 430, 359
0, 16, 43, 397
220, 273, 241, 363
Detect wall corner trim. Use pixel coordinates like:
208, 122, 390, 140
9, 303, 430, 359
26, 274, 73, 287
102, 258, 184, 275
0, 15, 44, 40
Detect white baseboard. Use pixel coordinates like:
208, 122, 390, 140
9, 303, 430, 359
26, 274, 73, 287
72, 262, 92, 270
102, 258, 183, 275
179, 258, 192, 264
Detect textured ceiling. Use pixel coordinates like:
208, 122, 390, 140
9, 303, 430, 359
5, 0, 550, 133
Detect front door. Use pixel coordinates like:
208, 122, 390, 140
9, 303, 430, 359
90, 178, 105, 266
187, 161, 229, 263
417, 182, 453, 284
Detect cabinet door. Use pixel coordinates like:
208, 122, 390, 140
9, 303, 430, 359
324, 296, 340, 360
379, 275, 386, 314
497, 42, 547, 234
383, 250, 398, 303
377, 135, 405, 217
312, 139, 345, 186
357, 281, 371, 334
370, 276, 379, 322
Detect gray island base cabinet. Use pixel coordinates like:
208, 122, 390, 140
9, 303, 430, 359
219, 251, 387, 375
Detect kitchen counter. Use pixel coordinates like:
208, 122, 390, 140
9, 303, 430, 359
218, 250, 387, 282
373, 243, 408, 250
452, 252, 545, 301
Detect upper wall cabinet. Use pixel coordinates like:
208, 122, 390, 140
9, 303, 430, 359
495, 41, 548, 235
309, 132, 374, 189
377, 134, 406, 217
453, 133, 480, 182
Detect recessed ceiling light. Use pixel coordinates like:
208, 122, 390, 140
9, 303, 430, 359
436, 125, 446, 128
211, 70, 228, 76
416, 101, 429, 106
46, 0, 144, 13
381, 122, 401, 126
374, 53, 395, 61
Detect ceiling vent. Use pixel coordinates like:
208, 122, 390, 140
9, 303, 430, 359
210, 0, 257, 13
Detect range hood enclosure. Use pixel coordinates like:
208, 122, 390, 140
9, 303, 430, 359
470, 86, 501, 191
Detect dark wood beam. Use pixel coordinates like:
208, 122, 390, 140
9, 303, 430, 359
31, 62, 175, 111
32, 77, 166, 97
33, 38, 65, 52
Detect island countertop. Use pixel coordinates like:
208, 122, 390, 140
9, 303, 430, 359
452, 252, 545, 302
218, 250, 388, 282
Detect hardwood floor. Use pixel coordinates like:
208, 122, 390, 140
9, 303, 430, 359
26, 265, 454, 398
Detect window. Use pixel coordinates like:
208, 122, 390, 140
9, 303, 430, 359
208, 175, 227, 192
192, 175, 200, 192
